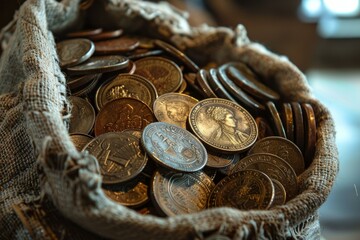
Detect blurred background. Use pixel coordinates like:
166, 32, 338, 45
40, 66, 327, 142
1, 0, 360, 239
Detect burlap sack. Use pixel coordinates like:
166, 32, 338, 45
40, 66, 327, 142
0, 0, 339, 239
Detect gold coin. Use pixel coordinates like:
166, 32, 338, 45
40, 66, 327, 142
189, 98, 258, 153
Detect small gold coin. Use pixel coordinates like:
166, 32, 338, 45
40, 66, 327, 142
189, 98, 258, 153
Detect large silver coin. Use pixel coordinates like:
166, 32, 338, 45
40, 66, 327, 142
56, 38, 94, 68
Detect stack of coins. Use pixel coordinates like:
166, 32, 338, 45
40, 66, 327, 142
57, 28, 317, 216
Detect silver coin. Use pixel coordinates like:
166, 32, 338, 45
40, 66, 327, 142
56, 38, 94, 68
68, 96, 95, 134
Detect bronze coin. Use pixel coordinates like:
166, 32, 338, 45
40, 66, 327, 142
301, 103, 316, 167
230, 153, 298, 200
207, 68, 237, 102
94, 36, 140, 54
102, 175, 149, 208
269, 179, 287, 208
266, 101, 286, 138
217, 65, 265, 113
67, 73, 100, 91
151, 170, 215, 216
154, 39, 199, 72
82, 132, 148, 184
128, 49, 163, 61
68, 96, 95, 134
189, 98, 258, 153
69, 133, 93, 151
95, 73, 158, 110
248, 136, 305, 176
66, 28, 103, 38
176, 79, 187, 93
255, 116, 274, 140
56, 38, 95, 68
141, 122, 207, 172
226, 63, 280, 101
196, 69, 217, 98
281, 103, 295, 142
88, 29, 123, 41
206, 150, 238, 169
66, 55, 129, 75
291, 102, 305, 153
207, 169, 274, 210
134, 57, 183, 96
94, 98, 155, 136
153, 93, 198, 129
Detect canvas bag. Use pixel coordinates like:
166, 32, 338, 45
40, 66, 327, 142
0, 0, 339, 239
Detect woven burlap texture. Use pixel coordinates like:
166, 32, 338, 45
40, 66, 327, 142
0, 0, 339, 239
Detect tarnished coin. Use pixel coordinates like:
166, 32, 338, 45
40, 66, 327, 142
94, 98, 155, 136
56, 38, 95, 68
206, 150, 238, 169
218, 153, 243, 176
255, 116, 274, 140
68, 96, 95, 134
154, 39, 199, 72
226, 63, 280, 101
102, 175, 149, 208
189, 98, 258, 153
67, 74, 100, 91
71, 73, 101, 97
176, 78, 187, 93
207, 68, 237, 102
69, 133, 93, 151
151, 170, 215, 216
269, 179, 287, 208
301, 103, 316, 167
95, 36, 140, 54
95, 73, 158, 110
196, 69, 217, 98
291, 102, 305, 152
128, 49, 163, 61
217, 64, 265, 113
66, 28, 102, 38
66, 55, 129, 75
266, 101, 286, 138
153, 93, 198, 129
230, 153, 298, 200
141, 122, 207, 172
281, 103, 294, 142
82, 132, 148, 184
88, 29, 123, 41
248, 136, 305, 176
207, 169, 274, 210
134, 57, 183, 95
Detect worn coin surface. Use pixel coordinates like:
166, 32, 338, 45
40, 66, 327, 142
281, 103, 294, 142
142, 122, 207, 172
151, 170, 215, 216
71, 74, 101, 97
230, 153, 298, 200
95, 36, 140, 54
255, 116, 274, 140
266, 101, 286, 138
69, 133, 93, 151
67, 74, 100, 91
196, 69, 217, 98
153, 93, 198, 129
301, 103, 316, 167
94, 98, 155, 136
248, 136, 305, 175
68, 96, 95, 134
269, 179, 287, 208
291, 102, 305, 152
95, 73, 158, 110
83, 132, 148, 184
134, 57, 183, 95
189, 98, 258, 153
207, 169, 274, 210
57, 38, 95, 68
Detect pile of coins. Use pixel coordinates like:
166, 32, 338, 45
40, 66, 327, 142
58, 28, 317, 216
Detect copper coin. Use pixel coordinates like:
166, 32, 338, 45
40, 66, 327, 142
206, 150, 238, 169
134, 57, 183, 96
66, 55, 129, 75
95, 36, 140, 54
248, 136, 305, 175
196, 69, 217, 98
189, 98, 258, 153
95, 73, 158, 110
226, 63, 280, 101
255, 116, 274, 140
151, 170, 215, 216
281, 103, 294, 142
128, 49, 163, 60
82, 132, 148, 184
266, 101, 286, 138
154, 39, 199, 72
136, 36, 155, 49
153, 93, 198, 129
67, 73, 100, 91
88, 29, 123, 41
66, 28, 103, 38
176, 79, 187, 93
301, 103, 316, 167
102, 175, 149, 208
230, 153, 298, 200
207, 169, 274, 210
291, 102, 305, 152
217, 65, 265, 113
141, 122, 207, 172
68, 96, 95, 134
56, 38, 95, 68
69, 133, 93, 151
94, 98, 155, 136
207, 68, 237, 102
269, 179, 287, 208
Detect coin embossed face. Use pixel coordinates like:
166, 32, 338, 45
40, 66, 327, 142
69, 96, 95, 134
142, 122, 207, 172
56, 38, 95, 68
189, 98, 258, 153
